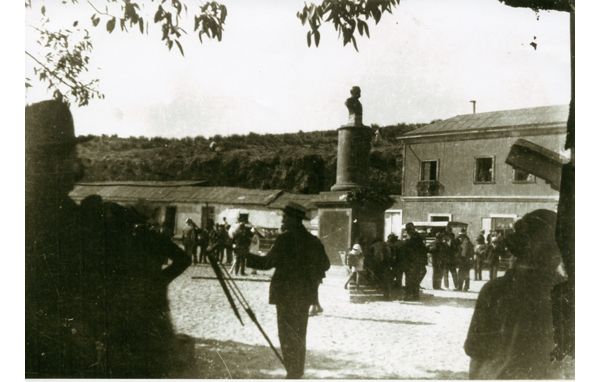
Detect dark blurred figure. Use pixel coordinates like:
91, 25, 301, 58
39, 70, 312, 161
217, 224, 230, 263
456, 233, 474, 292
245, 202, 330, 379
428, 232, 447, 290
199, 219, 212, 264
25, 100, 191, 378
473, 235, 487, 281
476, 230, 485, 246
370, 238, 392, 301
387, 233, 404, 289
222, 217, 233, 264
403, 223, 428, 301
182, 217, 200, 265
464, 210, 567, 379
443, 232, 460, 290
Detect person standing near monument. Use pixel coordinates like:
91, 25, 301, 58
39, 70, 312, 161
370, 238, 392, 301
244, 202, 330, 379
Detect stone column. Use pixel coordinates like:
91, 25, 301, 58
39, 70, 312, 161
331, 124, 373, 191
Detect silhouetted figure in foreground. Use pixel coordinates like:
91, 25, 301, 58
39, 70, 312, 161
25, 100, 191, 378
464, 209, 567, 379
245, 202, 330, 379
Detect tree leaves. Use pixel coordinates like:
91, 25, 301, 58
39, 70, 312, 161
175, 40, 184, 56
297, 1, 400, 51
27, 1, 228, 107
106, 17, 116, 33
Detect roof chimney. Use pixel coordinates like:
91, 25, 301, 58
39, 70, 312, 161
470, 100, 476, 114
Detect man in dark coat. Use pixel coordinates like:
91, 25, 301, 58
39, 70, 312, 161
443, 232, 460, 290
473, 235, 487, 281
428, 232, 447, 290
245, 202, 330, 379
387, 233, 404, 289
402, 223, 428, 301
182, 218, 200, 264
25, 100, 191, 378
456, 233, 474, 291
487, 235, 505, 280
370, 238, 392, 301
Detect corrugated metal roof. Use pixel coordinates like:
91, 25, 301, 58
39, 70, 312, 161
69, 182, 319, 209
405, 105, 568, 136
76, 180, 206, 187
167, 187, 283, 205
267, 192, 316, 210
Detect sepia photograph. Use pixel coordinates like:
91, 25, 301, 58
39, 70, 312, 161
22, 0, 578, 379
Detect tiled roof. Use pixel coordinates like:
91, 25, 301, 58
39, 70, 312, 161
404, 104, 568, 136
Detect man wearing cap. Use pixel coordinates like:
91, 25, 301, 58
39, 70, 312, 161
244, 202, 330, 379
25, 100, 191, 378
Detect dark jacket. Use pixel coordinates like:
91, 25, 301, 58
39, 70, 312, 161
246, 225, 330, 305
370, 240, 391, 264
459, 238, 474, 268
464, 268, 560, 379
428, 239, 447, 268
404, 233, 428, 267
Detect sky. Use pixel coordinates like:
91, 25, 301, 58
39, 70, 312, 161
24, 0, 571, 139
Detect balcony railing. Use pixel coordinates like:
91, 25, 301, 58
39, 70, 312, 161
416, 180, 444, 196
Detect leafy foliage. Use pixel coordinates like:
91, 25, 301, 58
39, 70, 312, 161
76, 124, 422, 194
26, 0, 226, 106
497, 0, 572, 12
297, 0, 401, 51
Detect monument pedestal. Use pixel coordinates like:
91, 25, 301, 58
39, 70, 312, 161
314, 190, 392, 266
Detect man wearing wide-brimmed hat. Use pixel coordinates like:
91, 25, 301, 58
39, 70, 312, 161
25, 100, 191, 378
245, 202, 330, 379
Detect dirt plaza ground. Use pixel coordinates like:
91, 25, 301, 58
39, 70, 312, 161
167, 264, 573, 379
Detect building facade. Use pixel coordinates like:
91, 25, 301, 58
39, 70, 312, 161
393, 105, 569, 239
69, 182, 317, 250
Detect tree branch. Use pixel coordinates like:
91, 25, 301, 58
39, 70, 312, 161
25, 50, 78, 91
86, 0, 119, 18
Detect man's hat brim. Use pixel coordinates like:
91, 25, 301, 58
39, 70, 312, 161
281, 202, 309, 220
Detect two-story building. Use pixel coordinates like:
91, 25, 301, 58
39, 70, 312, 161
394, 104, 569, 239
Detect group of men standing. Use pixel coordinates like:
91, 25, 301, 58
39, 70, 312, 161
363, 222, 429, 302
364, 224, 510, 301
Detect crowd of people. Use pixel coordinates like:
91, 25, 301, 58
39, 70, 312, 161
344, 224, 515, 301
25, 99, 569, 380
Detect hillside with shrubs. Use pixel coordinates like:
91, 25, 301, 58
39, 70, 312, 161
76, 123, 423, 195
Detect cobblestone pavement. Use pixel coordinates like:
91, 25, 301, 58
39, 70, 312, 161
168, 264, 574, 379
168, 264, 498, 379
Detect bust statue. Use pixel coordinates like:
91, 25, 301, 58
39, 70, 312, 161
345, 86, 363, 126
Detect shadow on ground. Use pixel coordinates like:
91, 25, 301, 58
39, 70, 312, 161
174, 337, 469, 379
